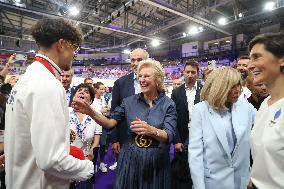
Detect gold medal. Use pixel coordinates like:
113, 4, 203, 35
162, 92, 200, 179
70, 129, 76, 144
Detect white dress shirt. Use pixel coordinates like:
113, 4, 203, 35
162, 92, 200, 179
185, 82, 197, 128
133, 73, 141, 94
4, 57, 94, 189
251, 97, 284, 189
241, 86, 252, 99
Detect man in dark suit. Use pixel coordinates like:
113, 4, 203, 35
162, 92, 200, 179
109, 48, 149, 169
171, 59, 202, 189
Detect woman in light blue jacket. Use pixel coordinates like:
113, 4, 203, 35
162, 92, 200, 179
188, 67, 255, 189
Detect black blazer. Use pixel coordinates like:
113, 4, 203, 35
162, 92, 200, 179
171, 81, 202, 145
109, 72, 135, 144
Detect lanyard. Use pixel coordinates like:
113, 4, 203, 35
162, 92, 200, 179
71, 112, 91, 141
34, 56, 56, 77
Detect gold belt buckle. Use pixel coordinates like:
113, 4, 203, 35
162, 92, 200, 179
135, 135, 153, 148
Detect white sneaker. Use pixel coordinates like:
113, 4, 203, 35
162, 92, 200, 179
99, 162, 108, 173
109, 162, 117, 170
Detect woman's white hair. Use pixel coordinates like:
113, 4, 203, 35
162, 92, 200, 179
137, 58, 165, 92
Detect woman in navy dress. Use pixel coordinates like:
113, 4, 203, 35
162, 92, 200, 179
72, 59, 177, 189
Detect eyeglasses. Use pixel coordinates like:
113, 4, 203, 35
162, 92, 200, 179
131, 58, 143, 62
65, 41, 80, 56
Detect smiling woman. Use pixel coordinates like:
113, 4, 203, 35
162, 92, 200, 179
71, 59, 177, 189
249, 32, 284, 189
137, 59, 165, 107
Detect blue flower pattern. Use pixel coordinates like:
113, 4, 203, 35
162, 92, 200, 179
70, 112, 92, 141
7, 90, 17, 111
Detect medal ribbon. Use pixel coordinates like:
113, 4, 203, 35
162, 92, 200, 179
34, 56, 56, 77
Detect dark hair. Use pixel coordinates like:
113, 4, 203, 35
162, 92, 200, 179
31, 18, 83, 48
93, 82, 104, 90
239, 55, 250, 60
248, 32, 284, 58
0, 75, 5, 83
84, 78, 93, 83
184, 59, 199, 73
248, 32, 284, 73
0, 83, 12, 95
73, 83, 95, 104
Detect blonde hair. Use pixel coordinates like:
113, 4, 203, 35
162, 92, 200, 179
201, 67, 241, 111
137, 59, 165, 92
130, 48, 149, 60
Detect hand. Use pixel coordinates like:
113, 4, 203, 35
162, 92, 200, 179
247, 180, 253, 189
87, 150, 94, 161
7, 53, 16, 67
111, 142, 121, 154
72, 99, 94, 116
101, 105, 109, 112
174, 143, 184, 152
101, 106, 110, 116
130, 118, 154, 136
0, 154, 5, 172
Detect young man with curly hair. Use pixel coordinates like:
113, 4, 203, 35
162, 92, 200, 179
4, 18, 94, 189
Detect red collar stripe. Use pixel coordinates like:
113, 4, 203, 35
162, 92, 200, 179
34, 56, 56, 77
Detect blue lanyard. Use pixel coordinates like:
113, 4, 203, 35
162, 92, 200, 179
71, 112, 91, 140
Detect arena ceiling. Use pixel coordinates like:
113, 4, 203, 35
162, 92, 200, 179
0, 0, 284, 53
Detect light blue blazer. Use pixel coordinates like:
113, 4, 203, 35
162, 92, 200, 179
188, 98, 255, 189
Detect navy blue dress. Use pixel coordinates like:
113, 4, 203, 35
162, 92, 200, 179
111, 92, 177, 189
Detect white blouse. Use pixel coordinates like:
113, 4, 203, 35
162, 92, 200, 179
251, 97, 284, 189
91, 97, 107, 113
69, 108, 102, 156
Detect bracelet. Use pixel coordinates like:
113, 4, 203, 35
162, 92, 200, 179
155, 129, 160, 137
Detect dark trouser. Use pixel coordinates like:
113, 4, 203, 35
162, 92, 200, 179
69, 177, 94, 189
171, 149, 192, 189
99, 129, 110, 163
0, 171, 5, 189
92, 147, 99, 165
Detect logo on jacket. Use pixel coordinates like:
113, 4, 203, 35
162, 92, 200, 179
270, 108, 281, 126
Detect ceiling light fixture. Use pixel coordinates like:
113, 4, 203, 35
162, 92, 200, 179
69, 6, 79, 16
151, 39, 160, 47
264, 1, 276, 11
218, 17, 227, 25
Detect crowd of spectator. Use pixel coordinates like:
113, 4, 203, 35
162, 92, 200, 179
1, 20, 284, 189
